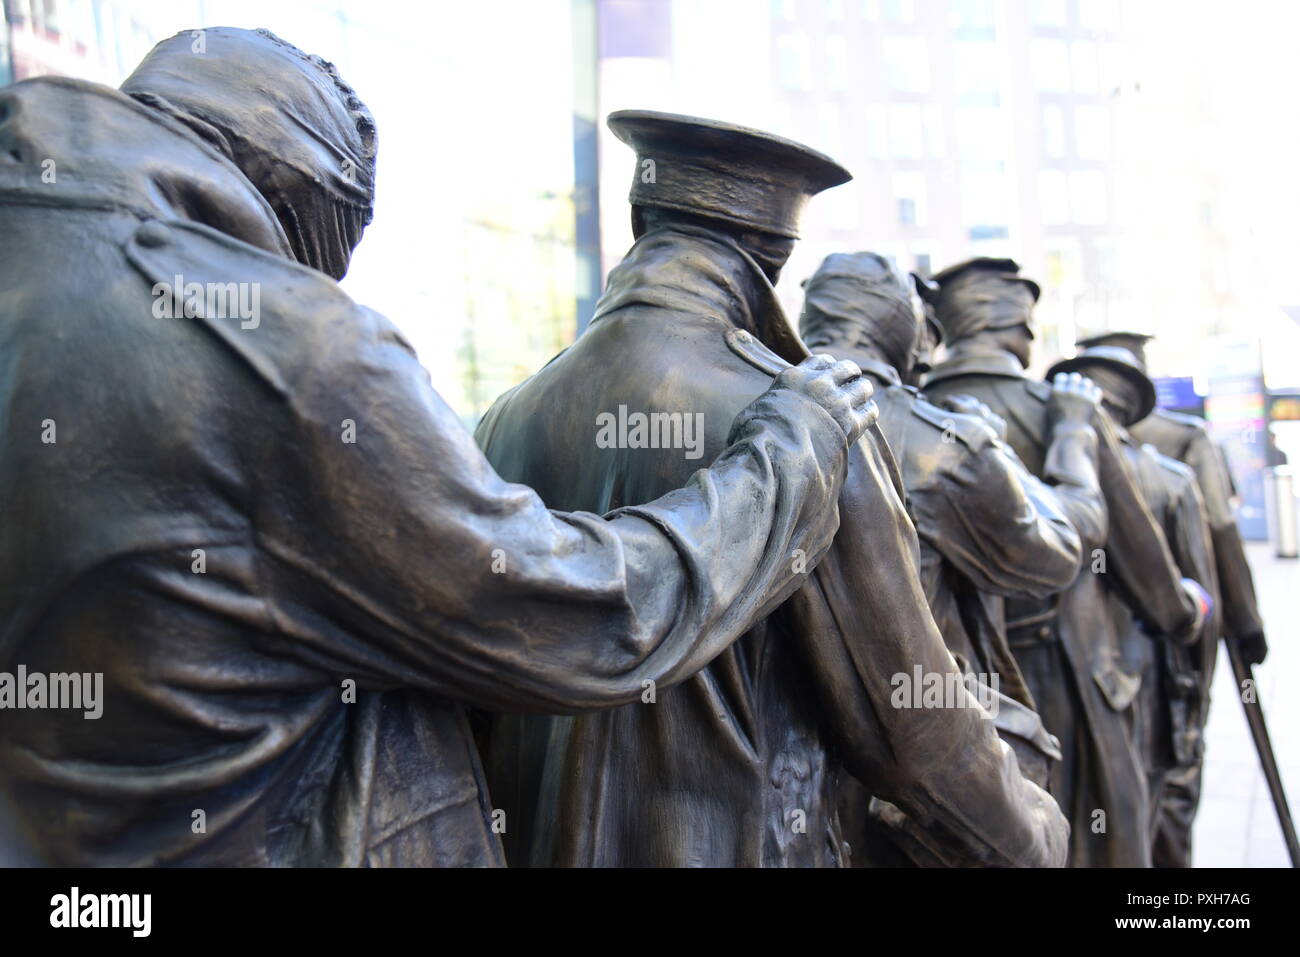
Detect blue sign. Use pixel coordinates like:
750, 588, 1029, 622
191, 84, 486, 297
1203, 338, 1268, 541
1153, 375, 1200, 411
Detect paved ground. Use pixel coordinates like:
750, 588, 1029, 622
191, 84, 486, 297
1193, 543, 1298, 867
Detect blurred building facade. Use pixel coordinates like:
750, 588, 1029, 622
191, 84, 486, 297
595, 2, 1293, 371
2, 0, 160, 84
596, 0, 1150, 367
6, 0, 1299, 451
1, 0, 589, 428
592, 0, 1300, 539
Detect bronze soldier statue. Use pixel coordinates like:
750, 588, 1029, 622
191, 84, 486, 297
922, 258, 1207, 866
475, 113, 1068, 868
1047, 345, 1218, 857
0, 30, 879, 866
1076, 330, 1270, 866
798, 252, 1102, 734
797, 252, 1109, 864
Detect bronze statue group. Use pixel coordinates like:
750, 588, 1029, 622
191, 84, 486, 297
0, 27, 1273, 868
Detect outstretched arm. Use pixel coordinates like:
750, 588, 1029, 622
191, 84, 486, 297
926, 375, 1104, 597
1094, 411, 1198, 638
260, 310, 876, 712
785, 431, 1070, 868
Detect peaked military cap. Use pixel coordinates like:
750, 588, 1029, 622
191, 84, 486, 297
1046, 345, 1157, 425
932, 257, 1042, 303
608, 109, 852, 239
1074, 330, 1155, 370
929, 257, 1042, 342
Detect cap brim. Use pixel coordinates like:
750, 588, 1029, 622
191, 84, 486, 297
1044, 355, 1156, 424
607, 109, 852, 193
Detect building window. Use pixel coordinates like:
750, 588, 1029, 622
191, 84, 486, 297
923, 104, 946, 157
1098, 41, 1123, 92
953, 40, 1000, 101
894, 171, 927, 227
1045, 241, 1083, 289
882, 0, 914, 23
864, 104, 888, 158
816, 103, 845, 158
1042, 104, 1066, 158
1070, 170, 1108, 225
1094, 243, 1120, 286
1039, 169, 1070, 225
1074, 105, 1110, 160
1030, 0, 1067, 27
1071, 41, 1099, 93
884, 36, 929, 92
961, 170, 1009, 232
955, 106, 1007, 161
777, 34, 813, 90
772, 0, 799, 21
1029, 38, 1069, 93
951, 0, 995, 26
951, 0, 996, 38
825, 0, 846, 19
1078, 0, 1120, 33
889, 104, 924, 159
826, 36, 849, 89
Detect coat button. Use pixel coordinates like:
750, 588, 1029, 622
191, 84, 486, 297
1038, 626, 1050, 638
136, 221, 170, 248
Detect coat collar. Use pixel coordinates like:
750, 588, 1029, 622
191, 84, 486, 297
924, 345, 1027, 387
592, 223, 808, 365
0, 76, 291, 260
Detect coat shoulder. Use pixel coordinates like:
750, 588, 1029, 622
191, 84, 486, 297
907, 393, 998, 453
1023, 378, 1053, 403
1154, 408, 1210, 433
1150, 447, 1197, 485
1131, 408, 1208, 459
123, 218, 394, 401
588, 309, 781, 393
723, 328, 790, 378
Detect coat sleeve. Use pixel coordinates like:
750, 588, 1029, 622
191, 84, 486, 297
1183, 431, 1266, 648
1167, 473, 1220, 620
256, 305, 851, 713
910, 438, 1087, 600
781, 431, 1071, 867
1159, 466, 1224, 681
1040, 418, 1107, 552
1095, 412, 1198, 638
1182, 429, 1238, 531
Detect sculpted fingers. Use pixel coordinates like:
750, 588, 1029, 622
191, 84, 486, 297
1049, 369, 1105, 427
844, 376, 880, 440
776, 356, 878, 444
